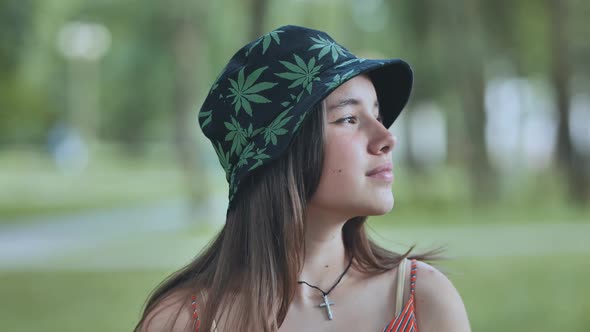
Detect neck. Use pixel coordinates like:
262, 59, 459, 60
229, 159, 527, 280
297, 206, 351, 297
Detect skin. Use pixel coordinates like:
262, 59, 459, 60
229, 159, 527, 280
142, 75, 471, 331
279, 75, 471, 331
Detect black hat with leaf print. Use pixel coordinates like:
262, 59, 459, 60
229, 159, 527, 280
197, 25, 413, 210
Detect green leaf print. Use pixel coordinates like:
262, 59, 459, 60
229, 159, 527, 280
212, 141, 231, 181
236, 143, 270, 171
229, 171, 238, 199
246, 30, 284, 55
325, 69, 356, 89
199, 110, 213, 129
237, 143, 256, 168
248, 147, 270, 171
279, 93, 299, 110
334, 57, 366, 69
292, 113, 307, 133
224, 117, 249, 156
245, 123, 263, 137
308, 36, 348, 62
224, 118, 263, 156
276, 54, 322, 94
263, 109, 293, 145
228, 66, 277, 116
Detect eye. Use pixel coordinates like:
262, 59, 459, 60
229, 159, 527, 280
338, 116, 358, 124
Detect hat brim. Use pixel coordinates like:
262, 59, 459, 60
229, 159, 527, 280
365, 59, 413, 128
326, 58, 413, 129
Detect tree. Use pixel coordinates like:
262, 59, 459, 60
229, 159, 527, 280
549, 0, 590, 204
459, 0, 498, 205
249, 0, 270, 39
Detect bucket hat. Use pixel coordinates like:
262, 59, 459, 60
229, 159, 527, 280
197, 25, 413, 209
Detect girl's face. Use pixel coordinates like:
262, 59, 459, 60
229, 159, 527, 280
308, 75, 396, 220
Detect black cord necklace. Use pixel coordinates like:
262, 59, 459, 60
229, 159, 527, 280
297, 255, 354, 320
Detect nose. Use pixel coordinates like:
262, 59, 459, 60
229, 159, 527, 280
369, 122, 396, 155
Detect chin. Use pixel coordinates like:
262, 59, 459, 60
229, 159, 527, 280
372, 203, 394, 215
360, 197, 394, 216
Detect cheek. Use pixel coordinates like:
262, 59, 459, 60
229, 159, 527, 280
313, 135, 364, 202
322, 135, 361, 178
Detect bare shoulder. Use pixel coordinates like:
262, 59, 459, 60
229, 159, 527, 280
414, 260, 471, 332
137, 291, 196, 332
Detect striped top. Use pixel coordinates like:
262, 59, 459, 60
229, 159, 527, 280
383, 259, 418, 332
191, 259, 418, 332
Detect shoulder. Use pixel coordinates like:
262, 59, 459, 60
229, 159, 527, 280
136, 291, 196, 332
413, 260, 471, 332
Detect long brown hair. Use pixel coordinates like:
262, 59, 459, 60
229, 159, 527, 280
135, 102, 438, 331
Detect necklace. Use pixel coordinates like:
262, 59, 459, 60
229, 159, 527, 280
297, 255, 354, 320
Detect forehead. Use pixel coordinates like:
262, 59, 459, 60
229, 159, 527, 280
324, 75, 378, 107
323, 75, 380, 117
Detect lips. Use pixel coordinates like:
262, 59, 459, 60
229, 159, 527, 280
366, 163, 393, 176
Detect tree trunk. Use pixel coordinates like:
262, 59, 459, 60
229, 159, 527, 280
393, 0, 432, 174
171, 17, 208, 215
250, 0, 269, 39
460, 0, 498, 205
549, 0, 590, 204
460, 59, 496, 205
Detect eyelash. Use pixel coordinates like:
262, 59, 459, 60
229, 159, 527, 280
340, 116, 358, 124
338, 115, 383, 124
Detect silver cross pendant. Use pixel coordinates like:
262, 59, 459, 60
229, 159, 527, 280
318, 294, 335, 320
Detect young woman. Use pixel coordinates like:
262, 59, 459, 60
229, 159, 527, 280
135, 25, 470, 332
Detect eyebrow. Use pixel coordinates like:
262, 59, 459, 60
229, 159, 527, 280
327, 98, 380, 113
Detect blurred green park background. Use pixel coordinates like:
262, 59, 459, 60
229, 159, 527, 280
1, 0, 589, 331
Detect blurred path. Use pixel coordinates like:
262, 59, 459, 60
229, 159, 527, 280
0, 201, 588, 270
0, 195, 228, 270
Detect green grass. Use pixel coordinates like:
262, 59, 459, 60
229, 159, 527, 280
0, 146, 193, 224
0, 270, 170, 332
448, 255, 590, 331
1, 255, 588, 331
